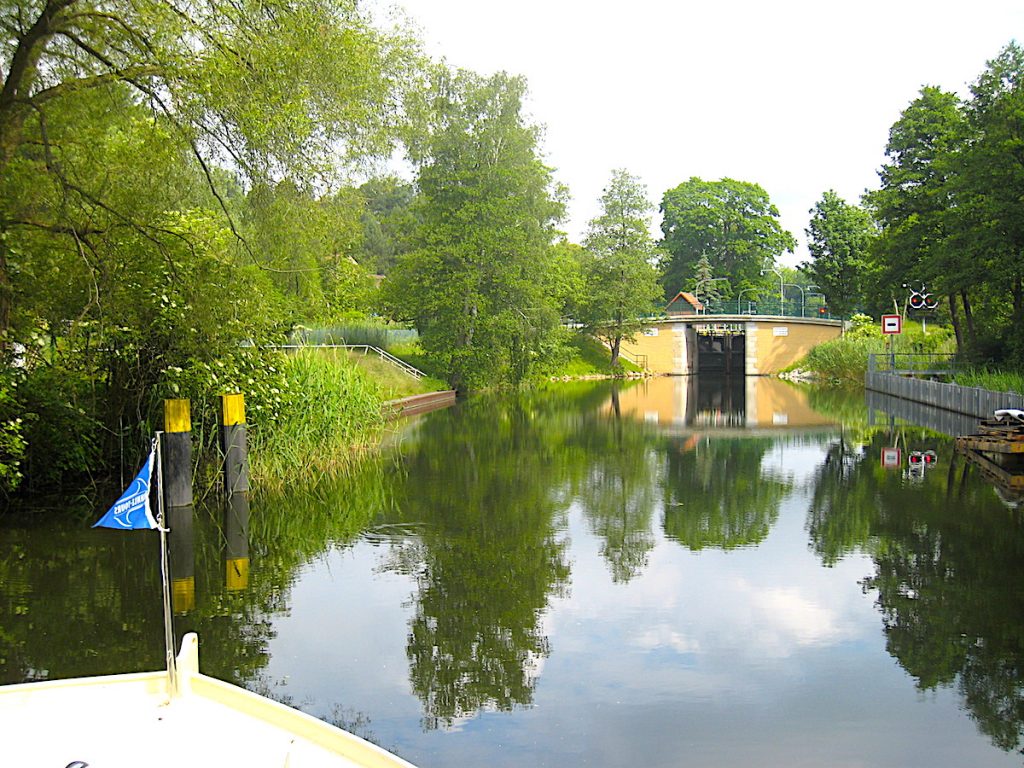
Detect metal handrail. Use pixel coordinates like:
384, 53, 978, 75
867, 353, 958, 375
277, 344, 426, 379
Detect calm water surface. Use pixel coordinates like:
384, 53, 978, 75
3, 377, 1023, 767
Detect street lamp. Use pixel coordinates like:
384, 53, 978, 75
760, 264, 784, 306
782, 283, 807, 316
736, 285, 759, 313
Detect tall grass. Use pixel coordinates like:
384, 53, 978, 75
798, 319, 956, 385
800, 335, 885, 385
953, 367, 1024, 395
292, 321, 417, 349
250, 349, 386, 488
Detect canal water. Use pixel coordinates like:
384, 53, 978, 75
2, 377, 1023, 767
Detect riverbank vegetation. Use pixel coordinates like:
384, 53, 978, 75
2, 5, 1022, 498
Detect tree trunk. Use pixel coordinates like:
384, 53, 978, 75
0, 245, 10, 343
948, 293, 964, 356
961, 289, 976, 346
610, 335, 621, 368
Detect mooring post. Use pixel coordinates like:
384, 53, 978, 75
220, 393, 249, 495
162, 399, 193, 509
224, 491, 250, 592
167, 504, 195, 614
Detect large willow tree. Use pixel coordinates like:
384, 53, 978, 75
0, 0, 418, 489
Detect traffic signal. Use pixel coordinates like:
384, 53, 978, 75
818, 306, 828, 316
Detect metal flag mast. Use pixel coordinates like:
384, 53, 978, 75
154, 431, 177, 695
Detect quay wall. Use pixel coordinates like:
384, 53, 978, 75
864, 372, 1024, 421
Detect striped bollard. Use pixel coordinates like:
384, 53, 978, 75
162, 399, 193, 509
220, 393, 249, 495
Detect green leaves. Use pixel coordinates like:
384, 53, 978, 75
659, 177, 795, 300
803, 190, 875, 317
576, 170, 662, 365
382, 69, 565, 391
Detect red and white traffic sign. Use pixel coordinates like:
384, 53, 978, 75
881, 314, 902, 334
881, 447, 901, 469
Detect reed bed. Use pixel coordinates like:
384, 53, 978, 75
953, 367, 1024, 395
250, 349, 387, 488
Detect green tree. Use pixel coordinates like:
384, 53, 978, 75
0, 0, 418, 487
690, 254, 723, 307
382, 68, 565, 391
864, 87, 968, 332
576, 169, 662, 367
802, 190, 875, 317
659, 177, 795, 300
352, 176, 418, 275
958, 42, 1024, 363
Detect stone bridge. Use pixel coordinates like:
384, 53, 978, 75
620, 315, 844, 376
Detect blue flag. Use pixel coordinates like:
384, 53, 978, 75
93, 443, 158, 530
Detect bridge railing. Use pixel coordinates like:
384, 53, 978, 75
644, 299, 836, 320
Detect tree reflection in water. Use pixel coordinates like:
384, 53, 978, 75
808, 430, 1024, 754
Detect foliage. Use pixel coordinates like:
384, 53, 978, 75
1, 0, 420, 489
352, 176, 419, 275
864, 43, 1024, 366
659, 177, 796, 300
575, 169, 662, 367
691, 254, 723, 305
797, 318, 955, 383
248, 349, 385, 488
0, 368, 25, 493
381, 67, 566, 391
802, 190, 875, 317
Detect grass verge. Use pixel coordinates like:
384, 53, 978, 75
249, 349, 386, 489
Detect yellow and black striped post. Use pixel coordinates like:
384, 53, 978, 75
167, 505, 195, 614
162, 399, 193, 509
220, 393, 249, 495
224, 492, 250, 592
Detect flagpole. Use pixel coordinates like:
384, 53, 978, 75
155, 431, 177, 696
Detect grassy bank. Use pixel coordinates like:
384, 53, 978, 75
795, 315, 956, 385
249, 349, 387, 489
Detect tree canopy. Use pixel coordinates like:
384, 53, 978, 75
659, 177, 795, 300
802, 190, 875, 317
575, 169, 662, 367
381, 67, 566, 391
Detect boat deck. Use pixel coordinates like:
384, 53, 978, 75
1, 634, 415, 768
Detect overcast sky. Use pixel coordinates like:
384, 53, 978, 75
388, 0, 1023, 265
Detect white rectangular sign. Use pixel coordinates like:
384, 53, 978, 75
882, 314, 902, 334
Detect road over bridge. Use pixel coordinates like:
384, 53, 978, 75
620, 315, 844, 376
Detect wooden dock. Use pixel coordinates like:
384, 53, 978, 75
954, 419, 1024, 494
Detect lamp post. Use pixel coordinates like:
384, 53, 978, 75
782, 283, 807, 316
760, 264, 784, 311
736, 285, 759, 313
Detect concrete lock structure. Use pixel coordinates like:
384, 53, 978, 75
619, 315, 843, 376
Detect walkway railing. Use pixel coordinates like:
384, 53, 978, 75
867, 353, 959, 376
648, 299, 837, 320
278, 344, 426, 380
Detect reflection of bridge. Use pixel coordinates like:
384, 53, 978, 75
621, 315, 843, 375
607, 376, 838, 431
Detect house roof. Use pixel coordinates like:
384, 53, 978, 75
666, 291, 704, 314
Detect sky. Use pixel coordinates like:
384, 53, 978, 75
381, 0, 1023, 266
